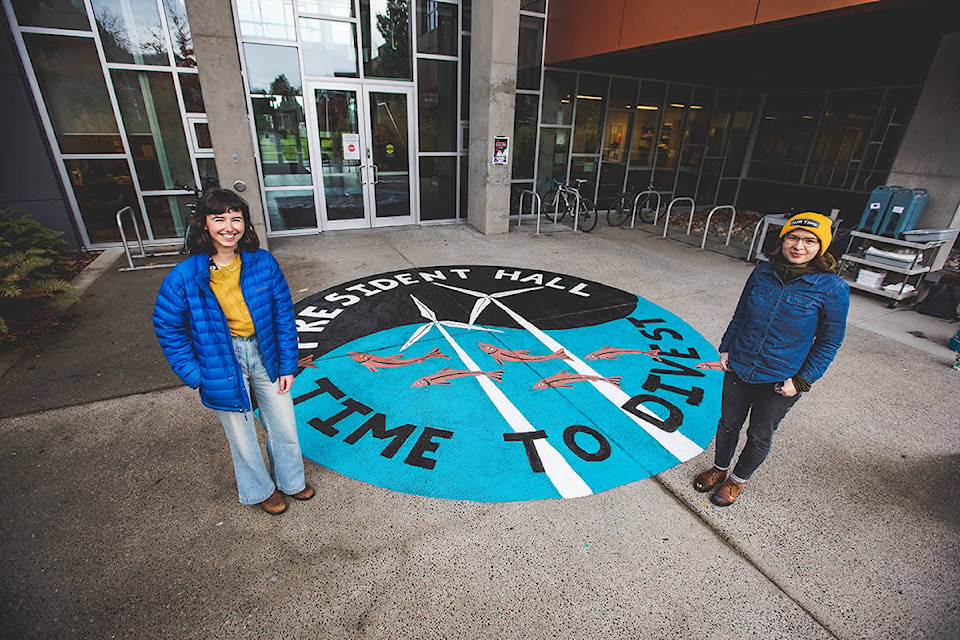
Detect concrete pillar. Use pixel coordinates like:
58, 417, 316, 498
467, 0, 520, 235
886, 32, 960, 268
183, 1, 268, 248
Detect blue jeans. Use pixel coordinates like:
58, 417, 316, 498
713, 370, 801, 482
214, 335, 306, 504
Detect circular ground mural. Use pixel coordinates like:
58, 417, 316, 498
290, 265, 722, 502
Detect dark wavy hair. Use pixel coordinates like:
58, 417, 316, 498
186, 188, 260, 255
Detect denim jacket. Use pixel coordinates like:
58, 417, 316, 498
720, 262, 849, 385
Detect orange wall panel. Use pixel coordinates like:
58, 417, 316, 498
546, 0, 884, 64
544, 0, 628, 62
618, 0, 758, 50
756, 0, 880, 24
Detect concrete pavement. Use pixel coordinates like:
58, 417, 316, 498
1, 222, 958, 639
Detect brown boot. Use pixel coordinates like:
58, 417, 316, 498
693, 467, 727, 493
259, 490, 288, 515
710, 478, 744, 506
285, 484, 315, 501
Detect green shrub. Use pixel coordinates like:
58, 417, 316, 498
0, 209, 78, 344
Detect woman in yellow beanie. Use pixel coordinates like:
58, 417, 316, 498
693, 212, 849, 505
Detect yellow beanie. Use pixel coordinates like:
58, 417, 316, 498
779, 212, 833, 254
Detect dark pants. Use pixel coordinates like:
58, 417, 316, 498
713, 370, 801, 481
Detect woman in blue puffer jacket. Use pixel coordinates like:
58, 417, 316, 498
153, 189, 312, 515
693, 212, 849, 506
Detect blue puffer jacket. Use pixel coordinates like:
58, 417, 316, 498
153, 249, 298, 412
720, 262, 849, 385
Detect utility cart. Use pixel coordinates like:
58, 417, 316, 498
838, 230, 956, 307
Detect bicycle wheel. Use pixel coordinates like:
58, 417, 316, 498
634, 192, 658, 224
578, 198, 598, 232
542, 189, 568, 222
606, 194, 631, 227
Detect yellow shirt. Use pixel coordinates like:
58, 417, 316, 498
209, 255, 255, 337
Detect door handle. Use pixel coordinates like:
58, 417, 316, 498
371, 164, 379, 185
358, 165, 365, 184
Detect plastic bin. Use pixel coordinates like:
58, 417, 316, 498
857, 185, 898, 233
901, 228, 958, 243
876, 187, 918, 236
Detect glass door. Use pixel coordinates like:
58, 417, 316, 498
309, 82, 415, 230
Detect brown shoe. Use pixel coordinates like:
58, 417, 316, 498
693, 467, 727, 493
259, 490, 288, 515
710, 478, 744, 507
286, 484, 315, 501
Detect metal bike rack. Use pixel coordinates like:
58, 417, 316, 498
517, 189, 543, 233
116, 205, 181, 272
662, 197, 696, 238
560, 185, 582, 232
630, 190, 661, 228
701, 205, 737, 249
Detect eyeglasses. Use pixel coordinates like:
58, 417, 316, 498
783, 234, 820, 247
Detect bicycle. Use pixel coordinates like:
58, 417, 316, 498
606, 184, 659, 227
542, 177, 598, 232
175, 183, 203, 254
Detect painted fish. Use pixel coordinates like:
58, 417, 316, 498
584, 345, 661, 361
411, 367, 504, 387
477, 342, 570, 365
349, 347, 449, 372
298, 354, 317, 369
532, 370, 623, 390
695, 360, 728, 371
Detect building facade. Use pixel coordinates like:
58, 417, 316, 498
2, 0, 958, 250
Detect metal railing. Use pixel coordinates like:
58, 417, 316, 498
662, 197, 696, 238
631, 190, 662, 228
701, 205, 737, 249
116, 206, 180, 272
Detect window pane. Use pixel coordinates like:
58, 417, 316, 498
10, 0, 90, 30
267, 190, 318, 230
512, 93, 538, 180
112, 70, 193, 191
66, 159, 137, 244
237, 0, 296, 40
629, 107, 660, 168
541, 71, 575, 125
597, 162, 625, 208
570, 157, 598, 199
610, 77, 638, 110
162, 0, 195, 67
196, 158, 219, 191
299, 0, 354, 17
244, 44, 311, 187
361, 0, 412, 79
420, 157, 457, 220
536, 127, 568, 193
460, 35, 470, 119
179, 73, 205, 112
516, 15, 543, 91
417, 1, 457, 56
92, 0, 168, 65
602, 111, 630, 164
417, 58, 458, 152
193, 122, 212, 149
572, 75, 606, 155
520, 0, 546, 12
23, 34, 121, 154
144, 194, 194, 240
686, 88, 714, 145
301, 17, 359, 77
